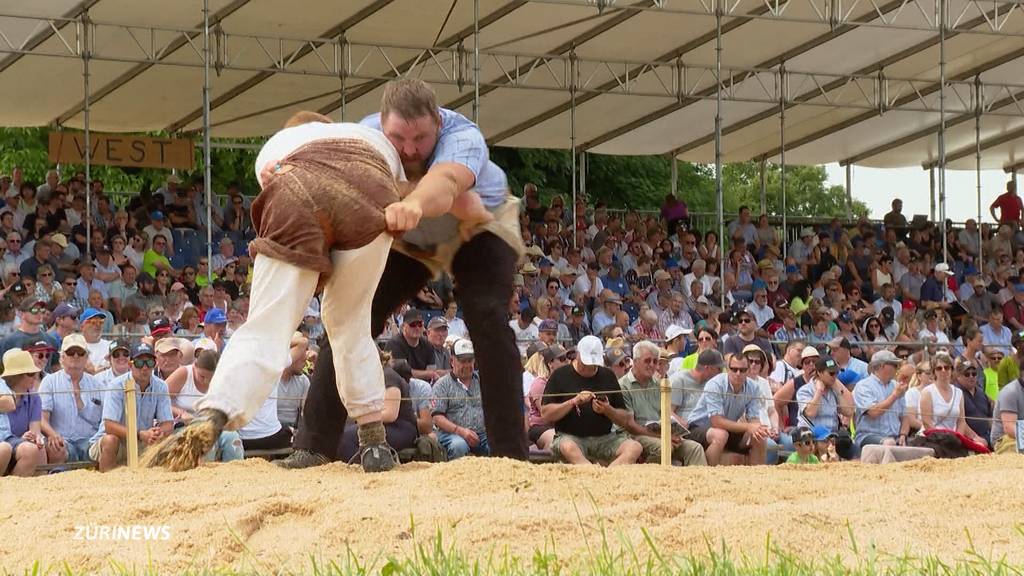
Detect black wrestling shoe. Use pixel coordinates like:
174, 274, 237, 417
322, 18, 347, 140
274, 449, 330, 469
352, 442, 399, 473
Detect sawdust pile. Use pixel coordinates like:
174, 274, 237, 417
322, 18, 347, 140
2, 455, 1022, 571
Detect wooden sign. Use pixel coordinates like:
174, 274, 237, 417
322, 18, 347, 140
48, 132, 195, 170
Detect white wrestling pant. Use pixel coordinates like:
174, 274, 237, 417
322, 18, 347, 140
198, 233, 392, 430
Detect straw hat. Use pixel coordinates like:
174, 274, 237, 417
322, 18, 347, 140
2, 349, 39, 378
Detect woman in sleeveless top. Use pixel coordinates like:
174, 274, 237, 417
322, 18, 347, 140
919, 354, 986, 444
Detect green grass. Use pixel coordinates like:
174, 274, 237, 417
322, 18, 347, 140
14, 524, 1024, 576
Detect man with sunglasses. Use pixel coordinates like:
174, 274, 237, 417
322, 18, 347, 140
0, 299, 58, 368
384, 309, 438, 382
796, 355, 855, 459
88, 343, 173, 472
722, 311, 775, 368
954, 358, 993, 445
94, 340, 132, 388
38, 334, 104, 464
686, 353, 769, 466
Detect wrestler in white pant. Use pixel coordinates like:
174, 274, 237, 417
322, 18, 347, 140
197, 233, 391, 429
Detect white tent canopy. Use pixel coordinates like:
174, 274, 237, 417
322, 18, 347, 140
2, 0, 1024, 171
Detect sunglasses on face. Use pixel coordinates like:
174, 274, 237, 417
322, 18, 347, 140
698, 336, 714, 342
133, 358, 156, 369
797, 440, 815, 447
407, 321, 423, 328
33, 352, 50, 360
111, 350, 130, 359
64, 349, 87, 358
934, 365, 951, 372
745, 356, 764, 365
962, 369, 978, 376
728, 366, 748, 373
39, 272, 52, 277
26, 307, 45, 314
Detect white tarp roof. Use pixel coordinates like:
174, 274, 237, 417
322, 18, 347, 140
2, 0, 1024, 170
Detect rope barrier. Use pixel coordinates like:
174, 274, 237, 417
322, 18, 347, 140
5, 376, 1010, 427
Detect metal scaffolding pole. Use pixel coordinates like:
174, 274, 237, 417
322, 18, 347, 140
845, 163, 853, 219
715, 2, 725, 311
579, 151, 586, 197
780, 64, 787, 260
203, 0, 213, 282
938, 0, 948, 264
929, 166, 936, 221
758, 158, 767, 215
976, 75, 983, 274
339, 34, 347, 121
472, 0, 480, 123
670, 155, 678, 197
570, 46, 577, 250
82, 13, 93, 260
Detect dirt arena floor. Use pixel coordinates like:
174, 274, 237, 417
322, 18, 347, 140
2, 454, 1023, 571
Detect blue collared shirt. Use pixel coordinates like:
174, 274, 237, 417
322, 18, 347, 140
687, 373, 762, 429
853, 373, 905, 439
39, 370, 105, 442
90, 373, 173, 445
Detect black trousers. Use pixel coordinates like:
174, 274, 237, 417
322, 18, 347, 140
293, 232, 528, 460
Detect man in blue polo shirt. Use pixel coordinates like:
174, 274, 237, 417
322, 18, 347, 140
852, 350, 910, 451
687, 353, 770, 466
88, 343, 173, 472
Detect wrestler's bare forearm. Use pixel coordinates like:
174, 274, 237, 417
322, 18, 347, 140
402, 162, 475, 218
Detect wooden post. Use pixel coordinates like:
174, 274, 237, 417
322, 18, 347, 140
660, 375, 671, 466
124, 376, 139, 469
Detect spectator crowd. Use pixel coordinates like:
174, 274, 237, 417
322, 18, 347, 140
2, 168, 1024, 475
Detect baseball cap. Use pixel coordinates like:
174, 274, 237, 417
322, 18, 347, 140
664, 325, 691, 343
150, 211, 165, 221
538, 319, 558, 333
837, 311, 854, 324
571, 306, 584, 316
131, 342, 156, 359
26, 339, 56, 353
870, 349, 901, 366
934, 262, 953, 276
559, 265, 578, 277
60, 333, 88, 353
203, 308, 227, 325
577, 335, 604, 366
665, 258, 680, 270
538, 257, 553, 268
53, 303, 78, 319
605, 293, 623, 305
541, 344, 568, 363
837, 368, 861, 387
697, 349, 724, 369
653, 270, 672, 282
108, 339, 131, 355
149, 317, 173, 336
785, 264, 800, 275
741, 343, 767, 361
16, 297, 44, 312
403, 309, 423, 325
155, 337, 183, 354
520, 262, 539, 275
801, 346, 821, 360
812, 425, 836, 442
78, 307, 104, 323
427, 316, 448, 331
815, 355, 839, 374
800, 227, 815, 238
170, 282, 186, 292
604, 346, 627, 367
453, 339, 475, 360
525, 341, 547, 359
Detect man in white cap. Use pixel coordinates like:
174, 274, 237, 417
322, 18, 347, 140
852, 349, 910, 451
431, 339, 488, 460
920, 263, 954, 312
789, 228, 816, 265
663, 324, 692, 376
540, 335, 643, 466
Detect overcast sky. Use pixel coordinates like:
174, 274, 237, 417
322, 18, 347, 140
823, 163, 1013, 224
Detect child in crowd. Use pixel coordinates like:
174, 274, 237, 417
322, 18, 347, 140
786, 426, 821, 465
